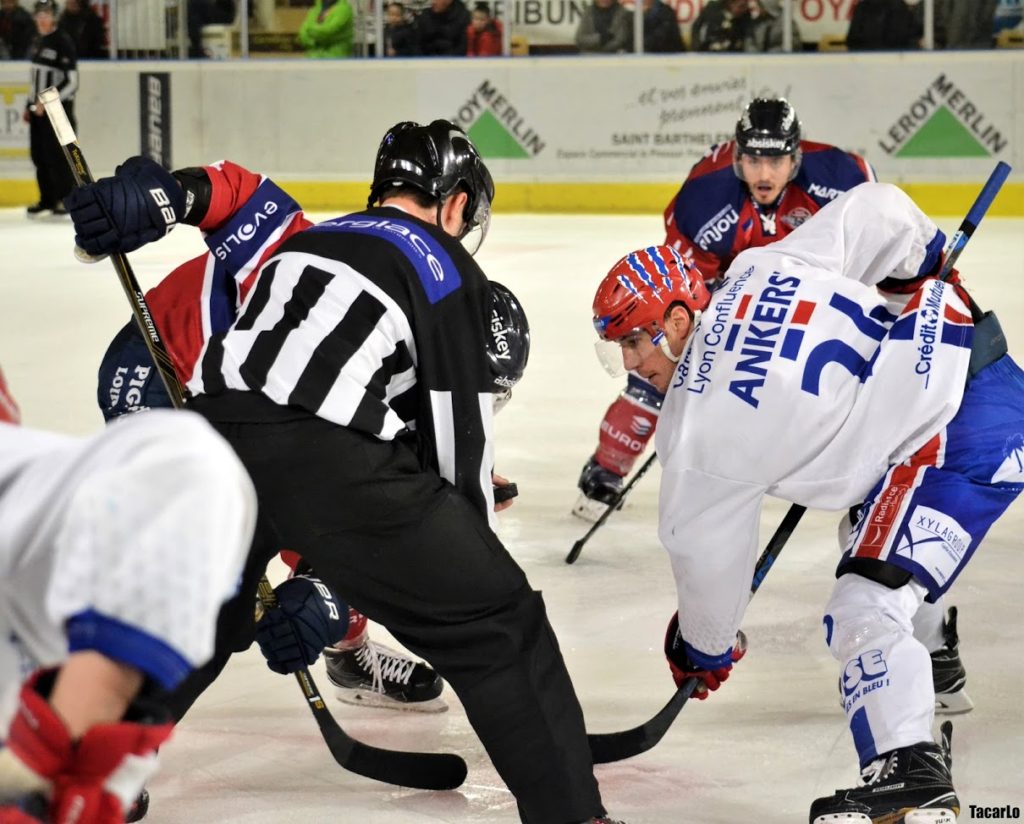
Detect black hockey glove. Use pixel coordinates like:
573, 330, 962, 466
255, 575, 349, 675
65, 156, 185, 257
664, 611, 747, 699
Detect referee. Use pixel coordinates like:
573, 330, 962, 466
24, 0, 77, 217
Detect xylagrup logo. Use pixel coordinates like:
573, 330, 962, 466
878, 74, 1007, 158
452, 80, 545, 159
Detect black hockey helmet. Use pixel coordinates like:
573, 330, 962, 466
486, 281, 530, 411
735, 97, 801, 157
368, 119, 495, 254
33, 0, 57, 13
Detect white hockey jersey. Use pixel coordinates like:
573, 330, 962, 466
656, 183, 974, 660
0, 410, 255, 734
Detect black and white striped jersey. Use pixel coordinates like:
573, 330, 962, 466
189, 207, 498, 521
29, 29, 78, 107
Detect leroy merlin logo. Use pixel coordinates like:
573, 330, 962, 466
452, 80, 546, 159
878, 74, 1007, 158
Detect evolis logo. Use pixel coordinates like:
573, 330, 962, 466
212, 200, 280, 260
452, 80, 545, 159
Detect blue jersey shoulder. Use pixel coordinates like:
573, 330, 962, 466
795, 143, 874, 208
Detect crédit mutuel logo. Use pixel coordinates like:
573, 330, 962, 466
451, 80, 545, 159
878, 74, 1007, 158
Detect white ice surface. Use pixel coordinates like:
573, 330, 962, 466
1, 208, 1022, 823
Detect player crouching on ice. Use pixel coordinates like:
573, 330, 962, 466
0, 366, 256, 823
589, 183, 1023, 823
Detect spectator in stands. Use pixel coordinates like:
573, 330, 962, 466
744, 0, 800, 50
383, 1, 418, 54
692, 0, 750, 51
846, 0, 920, 50
643, 0, 684, 52
58, 0, 106, 57
994, 0, 1023, 34
466, 0, 501, 55
187, 0, 235, 56
936, 0, 997, 47
416, 0, 470, 55
298, 0, 354, 56
1, 0, 35, 59
575, 0, 631, 52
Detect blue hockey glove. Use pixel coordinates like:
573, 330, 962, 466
65, 156, 185, 258
255, 575, 349, 675
664, 612, 747, 699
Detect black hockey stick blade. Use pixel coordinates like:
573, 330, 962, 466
566, 452, 657, 564
589, 678, 698, 763
587, 503, 806, 763
298, 668, 469, 790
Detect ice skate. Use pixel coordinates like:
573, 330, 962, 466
571, 456, 624, 522
810, 723, 958, 823
932, 607, 973, 715
125, 788, 149, 822
25, 201, 53, 218
324, 639, 447, 712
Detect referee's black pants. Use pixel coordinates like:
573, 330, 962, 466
29, 103, 75, 208
168, 391, 605, 824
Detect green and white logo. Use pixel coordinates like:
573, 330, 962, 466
878, 74, 1007, 158
452, 80, 546, 159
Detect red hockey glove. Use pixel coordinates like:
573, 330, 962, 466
0, 670, 173, 824
0, 366, 19, 425
664, 612, 747, 699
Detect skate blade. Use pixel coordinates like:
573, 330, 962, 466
934, 688, 973, 715
812, 808, 957, 824
333, 686, 449, 713
571, 495, 609, 523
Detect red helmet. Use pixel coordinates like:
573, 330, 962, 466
592, 246, 710, 344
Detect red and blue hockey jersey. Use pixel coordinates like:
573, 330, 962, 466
663, 140, 875, 281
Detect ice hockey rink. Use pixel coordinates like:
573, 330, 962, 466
1, 204, 1022, 823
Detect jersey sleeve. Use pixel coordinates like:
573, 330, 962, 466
658, 467, 765, 664
764, 182, 945, 288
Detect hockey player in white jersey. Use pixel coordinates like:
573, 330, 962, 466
0, 366, 256, 823
589, 182, 1024, 823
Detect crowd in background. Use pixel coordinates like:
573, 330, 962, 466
2, 0, 1022, 58
1, 0, 105, 58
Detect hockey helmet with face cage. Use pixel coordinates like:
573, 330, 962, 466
486, 281, 530, 411
368, 120, 495, 254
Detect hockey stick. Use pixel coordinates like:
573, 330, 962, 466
566, 451, 657, 564
587, 162, 1012, 764
39, 87, 467, 792
588, 501, 804, 763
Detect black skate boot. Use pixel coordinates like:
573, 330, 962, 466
26, 201, 53, 218
571, 456, 624, 522
324, 640, 446, 712
932, 606, 972, 715
125, 788, 149, 822
809, 723, 958, 824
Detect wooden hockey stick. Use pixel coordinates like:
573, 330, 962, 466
39, 87, 467, 792
587, 161, 1012, 764
567, 451, 657, 564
